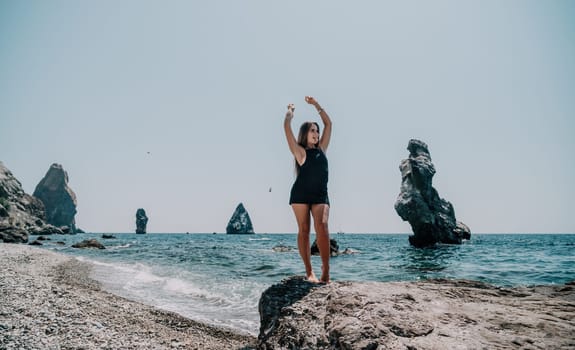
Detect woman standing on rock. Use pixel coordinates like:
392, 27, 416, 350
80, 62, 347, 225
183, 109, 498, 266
283, 96, 332, 284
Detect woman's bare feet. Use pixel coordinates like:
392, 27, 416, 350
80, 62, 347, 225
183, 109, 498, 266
306, 272, 319, 283
320, 266, 330, 284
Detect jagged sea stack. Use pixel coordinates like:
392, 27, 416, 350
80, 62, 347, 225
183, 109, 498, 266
226, 203, 254, 234
135, 208, 148, 234
394, 139, 471, 247
33, 163, 78, 234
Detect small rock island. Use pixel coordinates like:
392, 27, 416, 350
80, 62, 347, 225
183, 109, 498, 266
226, 203, 254, 234
394, 139, 471, 247
135, 208, 148, 234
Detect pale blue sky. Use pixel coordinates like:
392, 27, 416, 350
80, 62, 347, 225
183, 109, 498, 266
1, 1, 574, 233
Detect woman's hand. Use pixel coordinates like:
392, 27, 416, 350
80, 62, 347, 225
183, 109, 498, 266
286, 103, 295, 119
305, 96, 318, 106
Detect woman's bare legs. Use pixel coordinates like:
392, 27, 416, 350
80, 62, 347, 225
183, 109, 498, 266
291, 204, 318, 282
311, 204, 330, 283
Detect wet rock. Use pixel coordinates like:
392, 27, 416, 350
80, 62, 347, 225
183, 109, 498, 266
71, 239, 105, 249
394, 139, 471, 247
272, 244, 294, 252
311, 238, 339, 256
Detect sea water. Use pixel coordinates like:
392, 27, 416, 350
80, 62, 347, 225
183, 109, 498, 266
41, 233, 575, 335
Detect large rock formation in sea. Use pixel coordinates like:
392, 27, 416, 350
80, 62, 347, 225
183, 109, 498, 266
257, 276, 575, 349
394, 139, 471, 247
33, 163, 78, 234
0, 162, 64, 243
135, 208, 148, 234
226, 203, 254, 234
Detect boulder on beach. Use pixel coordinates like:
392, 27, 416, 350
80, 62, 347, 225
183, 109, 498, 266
33, 163, 78, 234
394, 139, 471, 247
226, 203, 254, 234
135, 208, 148, 234
257, 276, 575, 349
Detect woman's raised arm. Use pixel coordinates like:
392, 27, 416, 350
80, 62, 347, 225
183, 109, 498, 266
305, 96, 332, 152
284, 103, 305, 166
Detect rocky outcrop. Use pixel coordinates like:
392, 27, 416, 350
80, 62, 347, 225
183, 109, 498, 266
33, 163, 78, 233
71, 239, 105, 249
0, 162, 61, 243
135, 208, 148, 234
226, 203, 254, 234
257, 276, 575, 350
394, 139, 471, 247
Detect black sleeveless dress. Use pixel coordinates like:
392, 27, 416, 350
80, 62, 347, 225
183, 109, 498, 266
289, 148, 329, 205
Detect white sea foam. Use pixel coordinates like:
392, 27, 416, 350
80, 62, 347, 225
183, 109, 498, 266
78, 256, 262, 334
108, 243, 131, 249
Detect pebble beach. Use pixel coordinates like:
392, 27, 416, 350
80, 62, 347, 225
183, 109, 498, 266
0, 244, 256, 350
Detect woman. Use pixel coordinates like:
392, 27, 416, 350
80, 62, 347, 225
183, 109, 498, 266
283, 96, 332, 283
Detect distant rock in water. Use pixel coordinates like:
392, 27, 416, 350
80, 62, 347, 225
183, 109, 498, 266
310, 238, 356, 256
72, 239, 105, 249
272, 244, 294, 252
311, 238, 339, 256
226, 203, 254, 234
0, 161, 57, 243
394, 139, 471, 247
33, 163, 78, 234
135, 208, 148, 234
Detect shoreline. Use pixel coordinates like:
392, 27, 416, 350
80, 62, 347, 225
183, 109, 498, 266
0, 244, 256, 350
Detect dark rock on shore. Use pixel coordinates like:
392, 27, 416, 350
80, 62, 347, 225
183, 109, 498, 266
71, 239, 105, 249
0, 162, 55, 243
136, 208, 148, 234
0, 224, 29, 243
33, 163, 78, 234
257, 276, 575, 349
226, 203, 254, 234
394, 139, 471, 247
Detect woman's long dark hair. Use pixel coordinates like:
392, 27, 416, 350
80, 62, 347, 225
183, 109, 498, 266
295, 122, 320, 175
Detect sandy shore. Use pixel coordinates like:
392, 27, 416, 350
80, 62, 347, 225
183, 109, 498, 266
0, 244, 257, 350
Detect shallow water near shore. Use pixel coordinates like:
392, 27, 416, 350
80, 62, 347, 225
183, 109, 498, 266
39, 233, 575, 335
